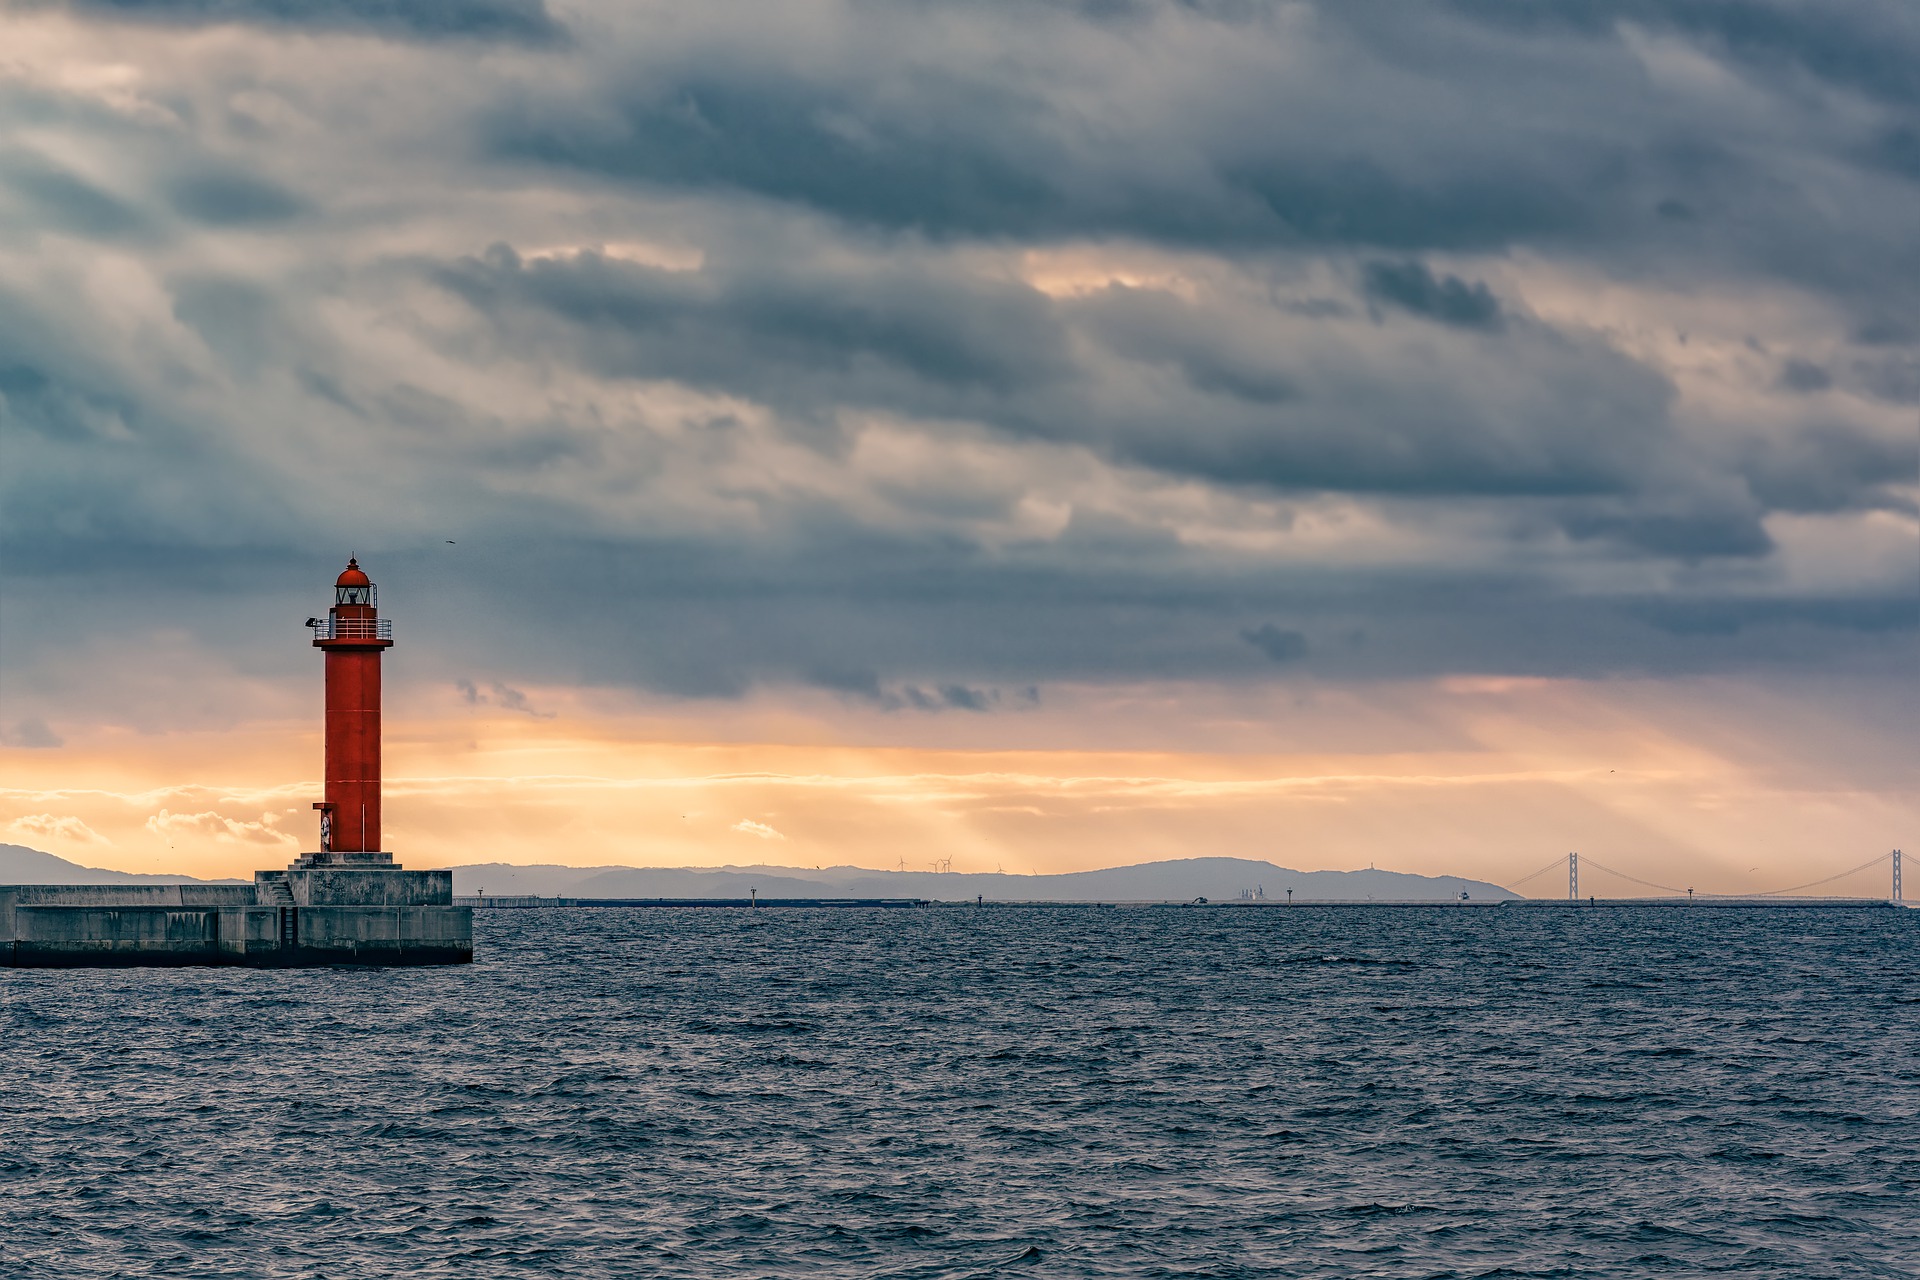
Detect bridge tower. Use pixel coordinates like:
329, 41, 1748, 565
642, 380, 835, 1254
1895, 849, 1903, 904
1568, 851, 1578, 901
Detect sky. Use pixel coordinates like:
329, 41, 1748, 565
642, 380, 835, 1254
0, 0, 1914, 892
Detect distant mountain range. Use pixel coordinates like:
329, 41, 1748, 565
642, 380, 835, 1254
449, 857, 1516, 902
0, 844, 247, 885
0, 844, 1516, 901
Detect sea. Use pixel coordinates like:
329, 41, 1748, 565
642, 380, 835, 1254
3, 905, 1917, 1278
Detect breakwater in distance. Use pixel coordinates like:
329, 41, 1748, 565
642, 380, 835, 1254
456, 896, 924, 909
452, 895, 1902, 910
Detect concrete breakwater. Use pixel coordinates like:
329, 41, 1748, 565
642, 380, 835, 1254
2, 860, 471, 967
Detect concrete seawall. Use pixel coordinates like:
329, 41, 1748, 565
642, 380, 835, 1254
2, 860, 471, 967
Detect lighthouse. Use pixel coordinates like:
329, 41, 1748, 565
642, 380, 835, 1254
310, 557, 394, 860
0, 556, 471, 965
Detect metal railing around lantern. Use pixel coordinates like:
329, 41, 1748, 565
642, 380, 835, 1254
311, 617, 392, 641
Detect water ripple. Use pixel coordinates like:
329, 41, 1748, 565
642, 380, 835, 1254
2, 906, 1917, 1277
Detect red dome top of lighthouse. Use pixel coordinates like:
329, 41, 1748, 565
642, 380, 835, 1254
336, 558, 370, 589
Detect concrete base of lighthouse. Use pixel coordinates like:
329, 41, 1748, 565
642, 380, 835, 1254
1, 855, 472, 968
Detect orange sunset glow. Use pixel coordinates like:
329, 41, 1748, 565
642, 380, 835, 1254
0, 5, 1914, 898
6, 671, 1911, 894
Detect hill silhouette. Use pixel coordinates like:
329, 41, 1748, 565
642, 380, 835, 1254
451, 856, 1515, 902
1, 845, 1515, 901
0, 844, 246, 885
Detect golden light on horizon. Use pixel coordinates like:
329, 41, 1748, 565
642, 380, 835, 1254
5, 675, 1910, 895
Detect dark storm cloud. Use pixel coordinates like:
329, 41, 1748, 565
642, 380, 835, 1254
485, 74, 1600, 253
0, 283, 315, 582
431, 245, 1070, 398
1, 0, 1915, 716
472, 1, 1920, 346
1627, 594, 1920, 638
1740, 427, 1918, 516
169, 277, 284, 374
1853, 315, 1915, 347
1362, 260, 1504, 331
53, 0, 564, 41
1557, 498, 1775, 561
1775, 358, 1831, 394
1846, 353, 1920, 407
162, 170, 307, 226
1241, 625, 1308, 664
1865, 127, 1920, 184
0, 150, 146, 241
1431, 0, 1920, 108
415, 230, 1918, 575
1339, 0, 1920, 320
429, 243, 1686, 511
1074, 289, 1306, 405
0, 353, 140, 448
375, 532, 1914, 701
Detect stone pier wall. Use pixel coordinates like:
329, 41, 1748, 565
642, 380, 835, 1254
0, 869, 472, 967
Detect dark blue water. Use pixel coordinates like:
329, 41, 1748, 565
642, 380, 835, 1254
4, 906, 1917, 1278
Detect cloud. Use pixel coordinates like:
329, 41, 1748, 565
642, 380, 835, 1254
161, 170, 307, 226
1241, 625, 1309, 664
430, 238, 1685, 511
1429, 0, 1920, 110
1627, 594, 1920, 638
10, 813, 103, 843
430, 243, 1073, 400
456, 679, 555, 718
1739, 426, 1917, 516
731, 819, 786, 840
811, 671, 1038, 712
1, 718, 64, 749
0, 147, 146, 240
1362, 260, 1504, 331
1556, 493, 1775, 560
145, 809, 298, 846
902, 684, 997, 712
0, 0, 1913, 727
483, 39, 1595, 253
61, 0, 565, 42
1776, 357, 1832, 394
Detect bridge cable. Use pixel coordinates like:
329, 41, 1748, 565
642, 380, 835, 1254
1739, 852, 1894, 898
1502, 856, 1574, 895
1575, 857, 1689, 896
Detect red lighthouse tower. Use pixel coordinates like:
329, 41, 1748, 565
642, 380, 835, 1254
310, 557, 393, 859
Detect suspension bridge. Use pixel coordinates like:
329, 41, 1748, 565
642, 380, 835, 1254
1503, 849, 1907, 903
